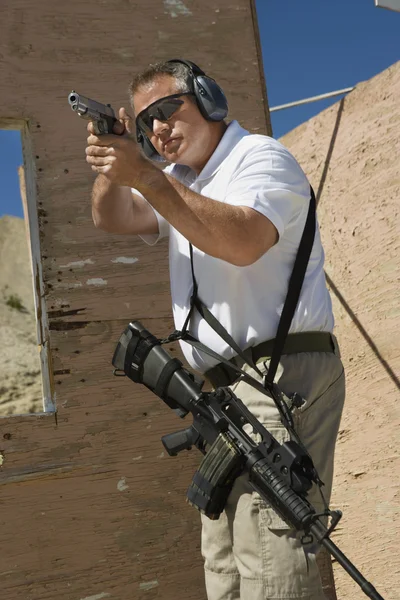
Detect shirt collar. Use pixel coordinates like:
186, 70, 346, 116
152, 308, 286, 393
170, 120, 249, 183
197, 120, 249, 181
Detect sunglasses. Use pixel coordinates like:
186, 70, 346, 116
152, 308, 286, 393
136, 92, 193, 134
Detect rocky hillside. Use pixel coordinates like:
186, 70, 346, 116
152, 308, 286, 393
0, 215, 43, 414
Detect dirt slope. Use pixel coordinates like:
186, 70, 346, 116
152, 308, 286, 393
0, 215, 43, 414
280, 62, 400, 599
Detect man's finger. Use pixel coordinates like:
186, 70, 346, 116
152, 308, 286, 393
86, 155, 113, 166
113, 120, 125, 135
86, 145, 113, 157
87, 121, 96, 134
91, 164, 112, 176
87, 133, 119, 146
91, 165, 106, 173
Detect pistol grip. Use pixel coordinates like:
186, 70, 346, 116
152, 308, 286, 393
93, 115, 118, 135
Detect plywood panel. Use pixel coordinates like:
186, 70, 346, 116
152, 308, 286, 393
0, 317, 208, 599
0, 1, 272, 598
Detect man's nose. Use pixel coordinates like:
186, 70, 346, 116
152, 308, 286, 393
152, 118, 170, 136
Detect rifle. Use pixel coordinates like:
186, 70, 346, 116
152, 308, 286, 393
112, 320, 385, 600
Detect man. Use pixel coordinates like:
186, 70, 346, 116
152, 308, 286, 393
86, 59, 345, 600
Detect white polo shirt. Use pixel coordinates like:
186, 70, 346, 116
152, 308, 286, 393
138, 120, 334, 373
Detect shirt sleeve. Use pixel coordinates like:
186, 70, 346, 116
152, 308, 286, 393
225, 143, 311, 239
137, 197, 170, 246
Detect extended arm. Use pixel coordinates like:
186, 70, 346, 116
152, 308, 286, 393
139, 171, 278, 266
86, 130, 278, 264
91, 174, 158, 235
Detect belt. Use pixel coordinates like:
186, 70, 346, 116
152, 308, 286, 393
205, 331, 339, 389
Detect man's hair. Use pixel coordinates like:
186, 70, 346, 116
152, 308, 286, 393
128, 60, 193, 104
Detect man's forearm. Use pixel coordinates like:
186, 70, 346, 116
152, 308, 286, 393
139, 170, 257, 266
91, 174, 133, 231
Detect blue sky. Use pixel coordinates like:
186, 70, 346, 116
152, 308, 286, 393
0, 0, 398, 218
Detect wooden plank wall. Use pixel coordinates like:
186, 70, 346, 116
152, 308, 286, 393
0, 1, 272, 599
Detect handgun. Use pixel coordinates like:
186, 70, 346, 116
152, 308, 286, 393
68, 91, 118, 135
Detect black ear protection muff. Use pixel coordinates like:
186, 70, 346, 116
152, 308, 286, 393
175, 59, 229, 122
136, 59, 228, 162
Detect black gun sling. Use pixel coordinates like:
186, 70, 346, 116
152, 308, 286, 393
170, 185, 336, 390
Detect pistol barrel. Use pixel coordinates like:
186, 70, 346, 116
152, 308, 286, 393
68, 91, 115, 120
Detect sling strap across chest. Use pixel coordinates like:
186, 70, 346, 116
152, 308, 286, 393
171, 185, 334, 382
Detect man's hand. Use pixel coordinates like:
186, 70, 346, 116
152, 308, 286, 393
85, 107, 152, 188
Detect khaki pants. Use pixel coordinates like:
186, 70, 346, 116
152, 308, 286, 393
201, 349, 345, 600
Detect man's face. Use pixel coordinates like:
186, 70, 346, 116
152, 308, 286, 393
132, 75, 216, 172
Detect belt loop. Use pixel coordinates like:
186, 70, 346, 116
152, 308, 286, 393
331, 334, 341, 358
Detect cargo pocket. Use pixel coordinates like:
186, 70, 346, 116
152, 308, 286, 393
255, 498, 312, 598
293, 367, 345, 417
250, 419, 309, 596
